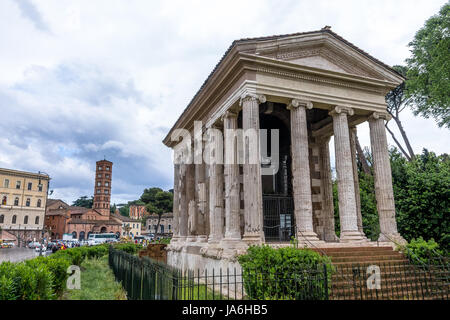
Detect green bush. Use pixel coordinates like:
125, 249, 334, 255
0, 244, 110, 300
237, 245, 332, 300
401, 237, 446, 265
113, 243, 142, 254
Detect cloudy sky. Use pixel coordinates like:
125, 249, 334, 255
0, 0, 448, 206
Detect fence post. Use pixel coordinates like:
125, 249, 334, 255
323, 264, 329, 300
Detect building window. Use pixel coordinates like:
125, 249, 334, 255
16, 181, 21, 189
98, 166, 102, 170
37, 199, 42, 207
97, 189, 101, 194
27, 182, 32, 190
12, 215, 16, 224
98, 174, 102, 178
106, 174, 110, 178
97, 182, 101, 186
38, 184, 43, 192
24, 216, 28, 224
3, 179, 9, 188
14, 197, 19, 206
0, 214, 4, 223
104, 190, 109, 194
105, 182, 109, 187
1, 196, 6, 205
26, 198, 30, 207
168, 224, 171, 230
35, 216, 39, 224
106, 166, 110, 171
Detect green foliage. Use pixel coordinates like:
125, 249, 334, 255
0, 244, 110, 300
394, 149, 450, 248
140, 187, 173, 214
72, 196, 93, 208
237, 245, 332, 300
63, 256, 126, 300
401, 237, 445, 265
405, 3, 450, 128
113, 243, 142, 254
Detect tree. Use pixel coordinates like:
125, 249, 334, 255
140, 188, 173, 237
405, 3, 450, 128
385, 65, 415, 161
72, 196, 93, 208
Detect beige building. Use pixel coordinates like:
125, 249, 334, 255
163, 27, 406, 272
112, 212, 142, 238
145, 213, 173, 236
0, 168, 50, 245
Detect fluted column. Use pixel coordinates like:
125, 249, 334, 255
369, 112, 405, 244
195, 162, 208, 242
287, 99, 320, 242
330, 106, 366, 241
318, 136, 338, 242
178, 163, 188, 240
349, 126, 365, 235
171, 162, 180, 241
208, 126, 224, 243
240, 93, 265, 244
222, 110, 242, 242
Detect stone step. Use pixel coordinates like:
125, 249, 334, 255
319, 250, 403, 258
330, 255, 406, 263
331, 259, 409, 266
313, 246, 395, 254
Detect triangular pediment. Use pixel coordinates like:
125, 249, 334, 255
251, 32, 403, 82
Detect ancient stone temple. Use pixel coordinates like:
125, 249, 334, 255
163, 27, 406, 271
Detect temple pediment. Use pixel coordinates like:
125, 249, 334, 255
250, 32, 400, 82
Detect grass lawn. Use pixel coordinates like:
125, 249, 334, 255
63, 256, 127, 300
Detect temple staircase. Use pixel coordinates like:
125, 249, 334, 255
313, 246, 449, 300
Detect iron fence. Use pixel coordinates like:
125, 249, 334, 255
108, 246, 449, 300
330, 261, 449, 300
108, 246, 328, 300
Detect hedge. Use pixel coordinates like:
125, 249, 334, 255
237, 245, 333, 300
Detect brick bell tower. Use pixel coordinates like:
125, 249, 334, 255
93, 159, 113, 216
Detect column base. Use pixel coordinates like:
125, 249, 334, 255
196, 235, 208, 243
339, 230, 368, 242
296, 231, 323, 244
221, 238, 247, 249
378, 233, 407, 246
207, 236, 223, 244
242, 232, 264, 245
186, 235, 197, 242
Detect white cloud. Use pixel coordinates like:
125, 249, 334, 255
0, 0, 448, 205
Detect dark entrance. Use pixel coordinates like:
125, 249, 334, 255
259, 103, 295, 242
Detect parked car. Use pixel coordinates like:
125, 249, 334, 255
27, 241, 41, 249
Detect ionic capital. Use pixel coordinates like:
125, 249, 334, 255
329, 105, 354, 117
221, 110, 238, 121
287, 98, 313, 111
239, 93, 266, 106
368, 111, 392, 121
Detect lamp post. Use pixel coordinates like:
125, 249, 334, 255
38, 171, 50, 256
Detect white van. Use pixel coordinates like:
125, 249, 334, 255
87, 233, 117, 246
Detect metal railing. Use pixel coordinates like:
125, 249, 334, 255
108, 246, 449, 300
108, 246, 329, 300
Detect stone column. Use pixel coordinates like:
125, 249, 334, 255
171, 162, 180, 242
287, 99, 320, 243
178, 163, 188, 240
195, 162, 208, 242
368, 112, 405, 244
186, 163, 197, 242
222, 110, 242, 243
240, 93, 265, 244
318, 136, 339, 242
349, 126, 364, 235
208, 126, 224, 244
330, 106, 365, 241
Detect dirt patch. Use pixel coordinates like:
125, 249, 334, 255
138, 244, 167, 263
